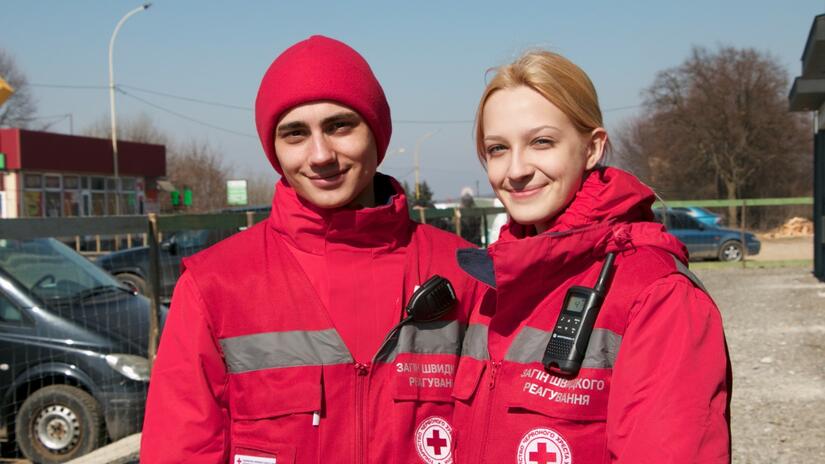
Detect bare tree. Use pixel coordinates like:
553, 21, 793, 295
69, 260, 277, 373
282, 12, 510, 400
166, 140, 232, 213
242, 170, 277, 206
616, 46, 810, 223
0, 48, 37, 128
82, 112, 169, 145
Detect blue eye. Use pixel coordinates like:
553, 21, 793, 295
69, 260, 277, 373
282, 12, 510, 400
486, 144, 506, 156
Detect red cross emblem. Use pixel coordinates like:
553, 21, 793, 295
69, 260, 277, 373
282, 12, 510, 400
426, 429, 448, 456
517, 428, 571, 464
528, 442, 558, 464
415, 416, 453, 463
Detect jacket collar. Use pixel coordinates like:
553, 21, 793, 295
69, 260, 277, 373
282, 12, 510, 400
268, 173, 412, 255
459, 168, 687, 297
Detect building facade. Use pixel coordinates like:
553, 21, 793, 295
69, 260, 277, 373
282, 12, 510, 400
0, 128, 166, 219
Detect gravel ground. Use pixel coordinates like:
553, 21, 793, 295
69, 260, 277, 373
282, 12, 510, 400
696, 265, 825, 464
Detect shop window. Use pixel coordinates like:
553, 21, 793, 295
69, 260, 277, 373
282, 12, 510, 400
121, 177, 136, 192
64, 176, 80, 190
81, 176, 89, 190
106, 193, 117, 215
63, 191, 80, 217
24, 174, 42, 189
92, 193, 105, 216
120, 193, 137, 215
23, 191, 43, 217
106, 178, 117, 192
91, 177, 105, 191
45, 192, 62, 217
44, 175, 61, 190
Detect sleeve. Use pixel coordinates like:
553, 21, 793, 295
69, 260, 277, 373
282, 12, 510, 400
606, 275, 731, 464
140, 271, 230, 463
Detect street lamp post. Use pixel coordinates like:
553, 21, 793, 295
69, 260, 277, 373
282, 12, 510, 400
413, 130, 438, 201
109, 3, 151, 215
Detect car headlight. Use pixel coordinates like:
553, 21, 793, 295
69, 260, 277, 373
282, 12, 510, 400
105, 354, 150, 381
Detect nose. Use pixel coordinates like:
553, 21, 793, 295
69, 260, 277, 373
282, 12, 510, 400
506, 147, 533, 185
308, 133, 337, 167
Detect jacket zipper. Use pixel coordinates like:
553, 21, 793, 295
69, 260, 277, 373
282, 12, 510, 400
355, 319, 407, 464
354, 361, 370, 464
477, 360, 502, 463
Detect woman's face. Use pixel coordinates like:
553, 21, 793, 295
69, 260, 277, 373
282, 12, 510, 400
481, 86, 605, 232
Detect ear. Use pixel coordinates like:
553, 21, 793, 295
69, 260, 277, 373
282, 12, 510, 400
584, 128, 608, 170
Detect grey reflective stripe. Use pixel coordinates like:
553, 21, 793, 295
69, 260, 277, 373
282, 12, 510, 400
672, 255, 709, 293
582, 329, 622, 369
505, 326, 622, 369
461, 323, 490, 361
376, 319, 464, 363
220, 329, 353, 373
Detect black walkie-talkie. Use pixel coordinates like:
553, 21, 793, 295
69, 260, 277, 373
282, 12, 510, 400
542, 253, 616, 376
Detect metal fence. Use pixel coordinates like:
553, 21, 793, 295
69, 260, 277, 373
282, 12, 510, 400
0, 196, 815, 462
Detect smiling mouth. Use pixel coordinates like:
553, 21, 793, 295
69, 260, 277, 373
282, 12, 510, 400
306, 167, 349, 181
507, 185, 546, 198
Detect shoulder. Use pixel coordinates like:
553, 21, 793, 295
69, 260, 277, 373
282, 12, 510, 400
412, 222, 475, 250
183, 221, 270, 274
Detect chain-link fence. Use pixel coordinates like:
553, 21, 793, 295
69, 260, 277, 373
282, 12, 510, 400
0, 196, 815, 462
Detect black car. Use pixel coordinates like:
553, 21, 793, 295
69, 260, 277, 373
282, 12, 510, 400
0, 238, 159, 463
96, 229, 220, 302
656, 210, 761, 261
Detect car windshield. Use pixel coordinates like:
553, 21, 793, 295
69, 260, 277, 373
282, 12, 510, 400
0, 238, 123, 302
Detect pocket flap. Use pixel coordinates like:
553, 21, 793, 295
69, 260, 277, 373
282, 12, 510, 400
229, 365, 321, 420
392, 353, 458, 402
232, 441, 296, 464
506, 367, 610, 421
451, 358, 486, 401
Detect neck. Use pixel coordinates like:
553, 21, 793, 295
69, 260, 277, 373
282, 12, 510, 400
345, 178, 376, 209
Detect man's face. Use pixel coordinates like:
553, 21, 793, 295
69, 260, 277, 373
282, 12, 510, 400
274, 101, 378, 209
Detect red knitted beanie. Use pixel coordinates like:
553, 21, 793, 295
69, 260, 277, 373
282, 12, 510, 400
255, 35, 392, 174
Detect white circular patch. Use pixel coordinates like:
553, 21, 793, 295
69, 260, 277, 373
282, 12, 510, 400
415, 416, 453, 464
516, 427, 572, 464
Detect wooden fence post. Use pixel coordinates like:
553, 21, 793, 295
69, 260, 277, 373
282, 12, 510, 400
147, 214, 162, 370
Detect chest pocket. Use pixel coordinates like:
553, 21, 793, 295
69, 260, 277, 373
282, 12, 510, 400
228, 365, 322, 420
504, 364, 611, 421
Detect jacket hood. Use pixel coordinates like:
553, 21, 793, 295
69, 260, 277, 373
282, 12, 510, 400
268, 173, 413, 254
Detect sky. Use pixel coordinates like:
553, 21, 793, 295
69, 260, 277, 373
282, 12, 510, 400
1, 0, 822, 200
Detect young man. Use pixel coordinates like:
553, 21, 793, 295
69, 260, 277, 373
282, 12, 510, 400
141, 35, 482, 464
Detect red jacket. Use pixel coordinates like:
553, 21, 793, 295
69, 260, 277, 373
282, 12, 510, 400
141, 175, 483, 463
452, 168, 731, 464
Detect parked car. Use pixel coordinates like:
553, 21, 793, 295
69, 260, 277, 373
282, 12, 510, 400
0, 238, 161, 463
674, 206, 724, 226
655, 210, 761, 261
96, 229, 220, 302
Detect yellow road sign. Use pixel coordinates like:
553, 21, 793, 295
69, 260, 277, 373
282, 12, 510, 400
0, 76, 14, 106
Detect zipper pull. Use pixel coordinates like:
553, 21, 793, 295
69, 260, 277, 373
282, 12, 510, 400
312, 411, 321, 427
354, 362, 371, 376
489, 361, 502, 389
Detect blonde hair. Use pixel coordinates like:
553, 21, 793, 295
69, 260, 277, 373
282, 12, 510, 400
475, 50, 608, 162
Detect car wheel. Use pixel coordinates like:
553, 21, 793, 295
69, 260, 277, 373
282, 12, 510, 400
116, 273, 147, 295
718, 241, 744, 262
15, 385, 106, 464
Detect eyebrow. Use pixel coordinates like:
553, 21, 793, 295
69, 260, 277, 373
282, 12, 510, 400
483, 125, 562, 142
276, 111, 361, 135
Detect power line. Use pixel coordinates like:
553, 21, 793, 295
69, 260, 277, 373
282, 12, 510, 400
31, 83, 108, 90
117, 88, 258, 139
119, 84, 254, 111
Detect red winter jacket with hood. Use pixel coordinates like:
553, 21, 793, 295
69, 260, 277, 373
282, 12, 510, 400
141, 175, 483, 464
452, 167, 731, 464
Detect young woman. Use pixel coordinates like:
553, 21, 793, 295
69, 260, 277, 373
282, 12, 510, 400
452, 51, 731, 463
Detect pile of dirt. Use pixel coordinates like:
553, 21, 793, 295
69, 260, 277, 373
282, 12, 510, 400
763, 217, 814, 239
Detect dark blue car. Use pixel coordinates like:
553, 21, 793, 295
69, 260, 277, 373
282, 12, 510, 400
0, 238, 163, 462
656, 210, 761, 261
